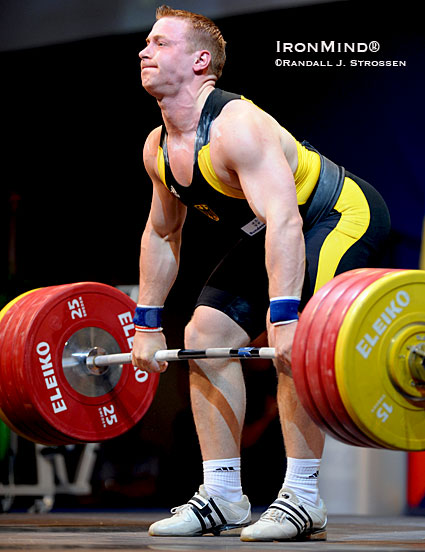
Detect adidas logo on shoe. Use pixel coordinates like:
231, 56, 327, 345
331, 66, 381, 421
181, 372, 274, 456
148, 485, 251, 537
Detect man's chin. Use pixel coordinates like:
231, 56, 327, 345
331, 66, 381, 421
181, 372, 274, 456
141, 80, 160, 98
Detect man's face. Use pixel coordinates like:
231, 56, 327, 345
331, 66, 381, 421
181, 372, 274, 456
139, 17, 195, 98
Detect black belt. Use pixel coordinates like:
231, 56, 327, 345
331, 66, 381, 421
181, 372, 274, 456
302, 140, 345, 229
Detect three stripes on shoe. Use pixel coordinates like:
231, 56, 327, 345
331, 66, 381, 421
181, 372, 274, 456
265, 496, 314, 537
186, 493, 228, 534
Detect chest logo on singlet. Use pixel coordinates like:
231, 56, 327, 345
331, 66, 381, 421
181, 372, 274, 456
194, 204, 220, 221
168, 185, 181, 199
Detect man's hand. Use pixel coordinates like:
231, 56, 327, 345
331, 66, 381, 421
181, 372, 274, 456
268, 322, 298, 372
132, 331, 168, 373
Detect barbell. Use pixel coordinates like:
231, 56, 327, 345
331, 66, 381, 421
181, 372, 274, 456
0, 268, 424, 450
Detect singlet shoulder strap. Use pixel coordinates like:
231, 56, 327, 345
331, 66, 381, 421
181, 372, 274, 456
194, 89, 241, 155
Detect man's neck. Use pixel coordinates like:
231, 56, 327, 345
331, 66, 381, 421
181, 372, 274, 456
158, 82, 216, 137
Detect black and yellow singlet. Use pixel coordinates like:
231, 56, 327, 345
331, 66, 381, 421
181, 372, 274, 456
157, 88, 342, 238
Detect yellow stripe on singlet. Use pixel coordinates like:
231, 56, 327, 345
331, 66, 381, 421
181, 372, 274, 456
314, 176, 371, 293
198, 144, 246, 199
157, 146, 167, 187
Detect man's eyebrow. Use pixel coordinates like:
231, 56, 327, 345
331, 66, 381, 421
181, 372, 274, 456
146, 33, 168, 44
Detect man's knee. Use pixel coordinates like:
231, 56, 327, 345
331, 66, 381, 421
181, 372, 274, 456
184, 307, 228, 349
184, 306, 250, 349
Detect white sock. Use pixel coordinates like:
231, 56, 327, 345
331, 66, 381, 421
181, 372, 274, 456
203, 457, 243, 502
283, 457, 321, 508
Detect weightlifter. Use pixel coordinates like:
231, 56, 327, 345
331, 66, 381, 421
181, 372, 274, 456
132, 5, 391, 541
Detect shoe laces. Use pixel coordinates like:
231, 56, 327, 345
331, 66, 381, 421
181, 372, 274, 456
170, 488, 208, 516
263, 509, 285, 522
260, 493, 291, 524
170, 503, 192, 516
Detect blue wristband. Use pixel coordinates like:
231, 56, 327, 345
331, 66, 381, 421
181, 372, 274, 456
133, 305, 163, 332
270, 297, 300, 325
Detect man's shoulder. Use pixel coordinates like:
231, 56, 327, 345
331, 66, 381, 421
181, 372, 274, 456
212, 95, 275, 146
210, 93, 290, 167
144, 126, 162, 156
212, 97, 260, 138
143, 125, 162, 174
145, 125, 162, 147
219, 93, 259, 115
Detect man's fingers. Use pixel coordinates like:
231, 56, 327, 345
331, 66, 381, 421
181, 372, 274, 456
131, 353, 168, 373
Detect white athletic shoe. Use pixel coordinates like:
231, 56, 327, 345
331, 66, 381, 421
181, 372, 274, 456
148, 485, 251, 537
240, 487, 327, 542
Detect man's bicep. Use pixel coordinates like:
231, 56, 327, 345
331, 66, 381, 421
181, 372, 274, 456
148, 176, 187, 237
236, 148, 298, 224
219, 108, 298, 221
142, 128, 187, 235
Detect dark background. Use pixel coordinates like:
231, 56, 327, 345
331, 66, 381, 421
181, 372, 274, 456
1, 0, 424, 509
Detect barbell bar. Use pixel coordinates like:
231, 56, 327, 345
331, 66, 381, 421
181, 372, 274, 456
83, 346, 277, 370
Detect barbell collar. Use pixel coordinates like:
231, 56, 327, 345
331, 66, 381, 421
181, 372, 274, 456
408, 344, 425, 384
409, 344, 425, 359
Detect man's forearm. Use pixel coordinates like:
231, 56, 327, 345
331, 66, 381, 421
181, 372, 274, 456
265, 217, 305, 300
137, 221, 182, 306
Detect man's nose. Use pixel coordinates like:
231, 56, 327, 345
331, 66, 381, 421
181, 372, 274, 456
139, 44, 150, 59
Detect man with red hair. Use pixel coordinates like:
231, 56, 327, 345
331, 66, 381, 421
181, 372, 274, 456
132, 5, 390, 542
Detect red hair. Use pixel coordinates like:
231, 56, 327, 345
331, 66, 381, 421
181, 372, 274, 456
156, 5, 226, 79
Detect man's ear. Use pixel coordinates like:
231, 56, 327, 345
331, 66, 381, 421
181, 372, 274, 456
193, 50, 212, 73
